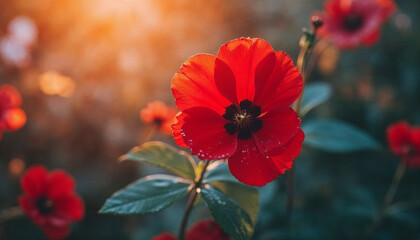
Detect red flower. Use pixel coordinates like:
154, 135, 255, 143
387, 121, 420, 168
186, 219, 230, 240
0, 85, 26, 140
314, 0, 396, 49
140, 101, 178, 135
152, 232, 177, 240
172, 38, 304, 186
18, 165, 84, 240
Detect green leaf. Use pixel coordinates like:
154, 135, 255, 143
120, 141, 196, 180
385, 201, 420, 227
204, 162, 238, 184
99, 175, 191, 215
300, 82, 332, 116
200, 184, 259, 240
302, 119, 381, 153
210, 181, 259, 225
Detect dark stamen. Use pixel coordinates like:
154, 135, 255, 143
223, 99, 263, 140
343, 13, 364, 32
36, 196, 54, 215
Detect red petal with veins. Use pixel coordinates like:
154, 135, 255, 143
179, 107, 237, 160
172, 54, 230, 115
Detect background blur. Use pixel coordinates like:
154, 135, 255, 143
0, 0, 419, 239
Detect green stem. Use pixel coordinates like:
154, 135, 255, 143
286, 43, 310, 237
143, 125, 157, 143
382, 161, 406, 209
286, 35, 319, 238
291, 46, 309, 116
369, 160, 406, 238
178, 160, 211, 240
0, 206, 23, 225
302, 42, 332, 89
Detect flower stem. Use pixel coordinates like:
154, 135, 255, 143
383, 160, 406, 210
369, 160, 406, 237
287, 24, 321, 236
291, 45, 310, 115
0, 206, 23, 225
179, 160, 211, 240
143, 125, 157, 143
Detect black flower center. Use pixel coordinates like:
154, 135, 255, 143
222, 99, 262, 140
343, 13, 364, 31
36, 196, 54, 215
154, 118, 164, 127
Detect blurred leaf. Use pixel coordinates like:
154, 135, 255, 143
99, 175, 191, 215
204, 162, 238, 184
200, 184, 258, 240
302, 119, 381, 153
120, 141, 196, 180
301, 82, 332, 116
333, 185, 378, 220
386, 201, 420, 227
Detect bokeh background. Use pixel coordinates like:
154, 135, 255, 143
0, 0, 419, 239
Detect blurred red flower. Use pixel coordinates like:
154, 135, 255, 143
314, 0, 396, 49
172, 38, 304, 186
186, 219, 230, 240
140, 101, 178, 136
0, 85, 26, 140
152, 232, 177, 240
18, 165, 84, 240
387, 121, 420, 168
152, 219, 229, 240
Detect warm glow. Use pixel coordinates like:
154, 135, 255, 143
318, 43, 340, 75
38, 71, 75, 97
8, 158, 25, 177
5, 108, 27, 130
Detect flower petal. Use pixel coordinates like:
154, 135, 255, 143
172, 112, 189, 148
361, 30, 381, 46
270, 129, 305, 172
214, 58, 238, 105
179, 107, 237, 160
21, 165, 48, 199
46, 170, 76, 199
18, 196, 48, 225
253, 51, 302, 112
53, 194, 84, 221
216, 38, 274, 102
172, 54, 230, 115
404, 156, 420, 168
0, 85, 22, 109
0, 108, 26, 131
152, 232, 177, 240
387, 121, 411, 156
410, 128, 420, 150
42, 225, 70, 240
252, 106, 301, 155
228, 138, 281, 186
377, 0, 397, 20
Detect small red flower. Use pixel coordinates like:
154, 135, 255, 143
152, 232, 177, 240
0, 85, 27, 140
172, 38, 304, 186
18, 165, 84, 240
140, 101, 178, 136
387, 121, 420, 168
314, 0, 396, 49
186, 219, 230, 240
